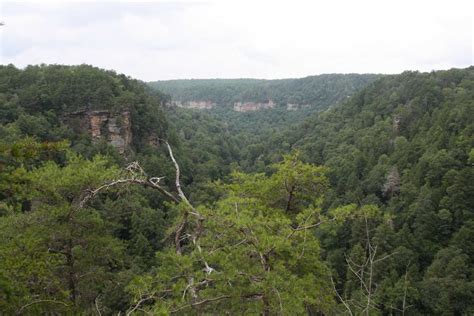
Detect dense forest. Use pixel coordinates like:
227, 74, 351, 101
150, 74, 381, 109
154, 73, 381, 178
0, 64, 472, 315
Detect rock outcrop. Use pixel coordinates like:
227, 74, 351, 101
64, 110, 132, 153
233, 99, 275, 112
172, 100, 215, 109
286, 103, 310, 111
170, 99, 312, 112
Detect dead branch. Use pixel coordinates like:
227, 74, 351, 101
342, 216, 396, 316
126, 294, 155, 316
331, 276, 353, 316
170, 295, 231, 313
164, 141, 191, 208
292, 217, 336, 231
272, 287, 284, 315
75, 141, 214, 309
76, 161, 180, 210
16, 299, 69, 315
94, 296, 102, 316
158, 140, 212, 306
174, 214, 188, 255
208, 238, 249, 255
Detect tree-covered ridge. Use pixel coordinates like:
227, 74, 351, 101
150, 73, 381, 109
0, 64, 169, 151
282, 67, 474, 314
1, 64, 169, 114
289, 67, 473, 206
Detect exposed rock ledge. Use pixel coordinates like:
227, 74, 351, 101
63, 110, 132, 154
286, 103, 311, 111
233, 100, 275, 112
172, 100, 215, 109
170, 99, 311, 112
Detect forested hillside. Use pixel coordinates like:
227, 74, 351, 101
0, 64, 472, 315
151, 74, 382, 177
284, 67, 474, 314
151, 74, 381, 110
0, 64, 170, 153
163, 68, 474, 314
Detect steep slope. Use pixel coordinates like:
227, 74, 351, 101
289, 68, 473, 206
150, 74, 382, 176
280, 67, 474, 314
161, 67, 474, 313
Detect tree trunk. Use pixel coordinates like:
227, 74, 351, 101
262, 294, 271, 316
285, 185, 295, 213
66, 239, 76, 305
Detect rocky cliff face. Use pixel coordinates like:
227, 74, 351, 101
64, 110, 132, 153
233, 100, 275, 112
286, 103, 310, 111
170, 99, 311, 112
172, 100, 215, 109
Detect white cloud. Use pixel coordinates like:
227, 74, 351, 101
0, 0, 472, 80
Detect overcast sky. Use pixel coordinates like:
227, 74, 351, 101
0, 0, 473, 81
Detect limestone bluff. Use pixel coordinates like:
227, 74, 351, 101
63, 110, 132, 153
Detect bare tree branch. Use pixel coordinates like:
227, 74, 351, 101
17, 299, 69, 315
164, 141, 191, 207
272, 287, 284, 315
126, 294, 155, 316
170, 295, 231, 313
341, 216, 397, 315
94, 296, 102, 316
76, 161, 180, 210
331, 276, 353, 316
292, 217, 336, 231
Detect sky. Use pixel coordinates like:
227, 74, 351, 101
0, 0, 473, 81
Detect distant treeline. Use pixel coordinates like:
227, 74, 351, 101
150, 73, 381, 110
